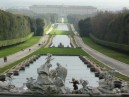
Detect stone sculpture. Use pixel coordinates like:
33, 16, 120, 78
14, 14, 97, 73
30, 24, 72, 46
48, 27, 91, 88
26, 54, 69, 94
121, 82, 129, 93
0, 75, 16, 92
79, 79, 100, 95
49, 63, 68, 94
79, 79, 90, 94
56, 63, 67, 82
26, 54, 57, 94
58, 43, 64, 48
0, 81, 12, 92
70, 78, 79, 93
45, 53, 54, 64
97, 69, 124, 94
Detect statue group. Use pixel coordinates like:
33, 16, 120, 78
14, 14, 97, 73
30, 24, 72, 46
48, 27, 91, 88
25, 54, 129, 95
26, 53, 69, 94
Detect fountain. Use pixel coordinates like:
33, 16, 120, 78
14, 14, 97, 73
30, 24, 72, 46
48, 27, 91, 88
50, 35, 71, 47
25, 53, 69, 94
0, 54, 129, 97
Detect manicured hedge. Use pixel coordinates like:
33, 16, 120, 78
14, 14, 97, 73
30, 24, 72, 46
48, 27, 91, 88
0, 33, 34, 47
90, 34, 129, 52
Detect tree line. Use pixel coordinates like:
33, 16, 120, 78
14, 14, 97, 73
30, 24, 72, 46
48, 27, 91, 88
0, 9, 45, 41
78, 9, 129, 45
67, 14, 95, 31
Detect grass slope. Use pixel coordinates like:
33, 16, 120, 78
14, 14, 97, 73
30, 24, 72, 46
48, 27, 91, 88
50, 30, 74, 36
44, 24, 51, 34
33, 48, 88, 56
83, 37, 129, 64
0, 36, 41, 58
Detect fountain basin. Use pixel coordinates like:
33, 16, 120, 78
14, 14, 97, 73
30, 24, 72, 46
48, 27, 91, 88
10, 56, 99, 89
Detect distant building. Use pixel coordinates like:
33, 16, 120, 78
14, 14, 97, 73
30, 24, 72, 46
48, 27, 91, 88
29, 5, 97, 16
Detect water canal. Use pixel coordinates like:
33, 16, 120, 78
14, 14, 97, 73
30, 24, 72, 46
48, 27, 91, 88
51, 35, 71, 47
51, 23, 71, 47
56, 23, 69, 31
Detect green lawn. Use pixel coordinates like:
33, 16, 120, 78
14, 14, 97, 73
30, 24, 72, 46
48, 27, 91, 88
0, 48, 88, 73
58, 18, 62, 23
57, 18, 68, 23
0, 36, 41, 58
44, 24, 51, 34
63, 18, 68, 23
53, 24, 58, 29
83, 37, 129, 64
33, 48, 88, 56
50, 30, 74, 36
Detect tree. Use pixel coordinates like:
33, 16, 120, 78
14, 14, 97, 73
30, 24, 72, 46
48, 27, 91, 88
78, 18, 91, 37
36, 18, 44, 36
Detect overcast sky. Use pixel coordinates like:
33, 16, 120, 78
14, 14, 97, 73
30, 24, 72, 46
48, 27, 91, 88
0, 0, 129, 11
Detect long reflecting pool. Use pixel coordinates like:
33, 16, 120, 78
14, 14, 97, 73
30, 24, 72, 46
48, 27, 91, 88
56, 23, 69, 31
11, 56, 99, 89
51, 35, 71, 47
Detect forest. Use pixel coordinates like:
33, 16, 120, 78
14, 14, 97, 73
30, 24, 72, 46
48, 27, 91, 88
0, 9, 45, 47
78, 9, 129, 46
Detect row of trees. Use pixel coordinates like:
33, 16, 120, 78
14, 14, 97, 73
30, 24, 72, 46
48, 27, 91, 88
0, 9, 45, 40
78, 9, 129, 45
78, 18, 91, 36
0, 10, 31, 40
67, 13, 96, 31
30, 18, 44, 36
7, 9, 58, 33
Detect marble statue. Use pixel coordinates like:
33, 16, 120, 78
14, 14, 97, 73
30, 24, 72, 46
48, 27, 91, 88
79, 79, 100, 95
49, 69, 57, 80
49, 63, 68, 94
56, 63, 67, 82
97, 68, 124, 94
45, 53, 54, 64
25, 54, 69, 94
0, 81, 12, 91
25, 54, 57, 94
26, 77, 36, 91
0, 75, 17, 92
121, 82, 129, 93
58, 43, 64, 48
79, 79, 90, 94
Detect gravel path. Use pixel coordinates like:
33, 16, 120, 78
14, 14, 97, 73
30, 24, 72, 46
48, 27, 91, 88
0, 25, 53, 68
71, 24, 129, 76
0, 35, 49, 68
